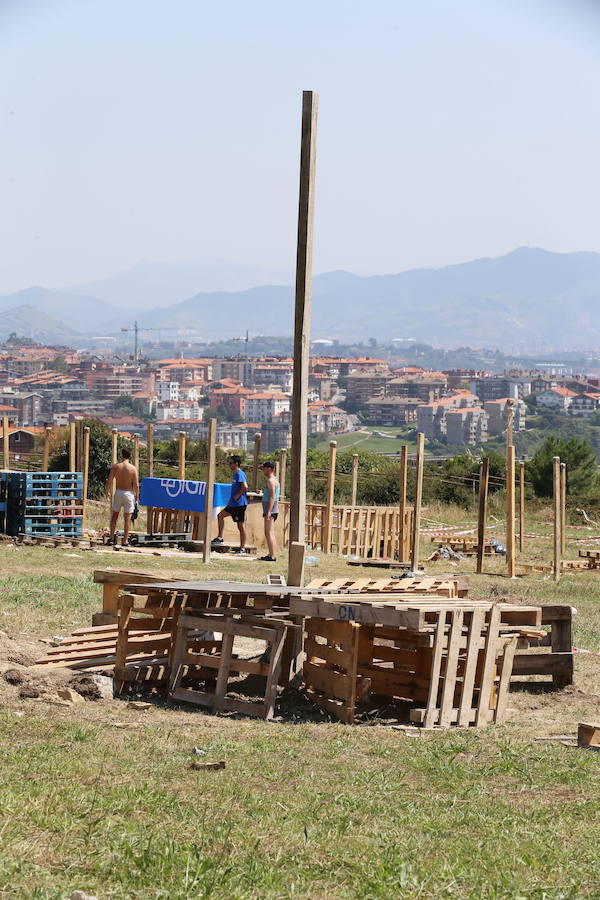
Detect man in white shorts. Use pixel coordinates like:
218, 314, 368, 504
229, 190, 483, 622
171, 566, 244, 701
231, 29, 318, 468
105, 447, 139, 546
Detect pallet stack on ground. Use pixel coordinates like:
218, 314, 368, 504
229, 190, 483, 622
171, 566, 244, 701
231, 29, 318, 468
291, 595, 537, 726
4, 472, 83, 538
307, 575, 469, 598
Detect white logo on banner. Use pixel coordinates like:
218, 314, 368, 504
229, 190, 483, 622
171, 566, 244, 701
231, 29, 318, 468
160, 479, 207, 498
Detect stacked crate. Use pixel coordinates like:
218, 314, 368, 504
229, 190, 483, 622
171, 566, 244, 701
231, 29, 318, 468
5, 472, 83, 538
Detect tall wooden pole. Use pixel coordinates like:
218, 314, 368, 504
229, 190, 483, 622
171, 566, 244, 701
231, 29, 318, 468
350, 453, 359, 507
69, 421, 76, 472
324, 440, 337, 553
146, 423, 154, 477
288, 90, 318, 573
398, 445, 408, 561
202, 416, 217, 564
252, 432, 261, 491
506, 444, 516, 577
133, 433, 140, 473
560, 462, 567, 557
42, 426, 52, 472
476, 457, 490, 575
82, 426, 90, 530
2, 415, 9, 470
178, 432, 186, 480
519, 460, 525, 553
553, 456, 561, 583
410, 433, 425, 571
506, 398, 514, 450
278, 448, 287, 502
111, 429, 118, 497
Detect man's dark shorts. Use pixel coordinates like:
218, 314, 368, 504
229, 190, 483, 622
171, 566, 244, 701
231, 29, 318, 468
226, 505, 246, 523
263, 512, 278, 521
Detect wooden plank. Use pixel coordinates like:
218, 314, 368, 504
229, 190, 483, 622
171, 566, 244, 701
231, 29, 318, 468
457, 608, 485, 727
506, 444, 515, 578
553, 456, 561, 583
475, 604, 500, 726
494, 636, 517, 723
578, 723, 600, 748
439, 609, 464, 728
304, 660, 354, 702
202, 416, 217, 564
411, 432, 424, 570
476, 457, 489, 575
324, 440, 337, 554
351, 453, 359, 508
423, 612, 445, 728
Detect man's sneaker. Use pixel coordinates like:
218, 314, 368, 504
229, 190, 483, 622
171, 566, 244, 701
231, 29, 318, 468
259, 555, 277, 562
211, 537, 224, 544
234, 548, 248, 555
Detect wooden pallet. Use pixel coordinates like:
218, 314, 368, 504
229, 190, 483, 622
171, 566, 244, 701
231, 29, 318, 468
512, 604, 574, 688
34, 623, 168, 672
347, 559, 413, 570
169, 611, 294, 719
431, 538, 495, 556
307, 576, 468, 598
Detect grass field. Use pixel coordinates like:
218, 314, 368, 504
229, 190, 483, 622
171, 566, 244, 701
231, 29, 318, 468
0, 500, 599, 898
310, 426, 418, 454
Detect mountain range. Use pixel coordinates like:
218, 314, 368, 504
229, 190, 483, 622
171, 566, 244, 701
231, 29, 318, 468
1, 247, 600, 351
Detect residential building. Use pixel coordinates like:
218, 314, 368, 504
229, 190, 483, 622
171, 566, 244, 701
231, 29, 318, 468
244, 392, 290, 424
261, 421, 292, 453
155, 401, 203, 421
156, 381, 180, 403
0, 391, 43, 425
445, 407, 488, 446
570, 393, 600, 417
307, 402, 353, 434
196, 421, 249, 450
537, 387, 578, 410
469, 376, 531, 401
345, 373, 389, 407
483, 398, 527, 436
385, 374, 448, 402
210, 385, 253, 420
363, 396, 421, 425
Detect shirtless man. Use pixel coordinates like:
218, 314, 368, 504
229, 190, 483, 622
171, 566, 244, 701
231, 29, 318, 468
105, 447, 139, 546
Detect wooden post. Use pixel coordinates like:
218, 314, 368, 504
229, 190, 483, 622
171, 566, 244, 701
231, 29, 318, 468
69, 421, 76, 472
560, 462, 567, 557
506, 398, 514, 450
519, 460, 525, 553
133, 433, 140, 473
111, 429, 118, 497
76, 420, 83, 473
178, 432, 186, 480
553, 456, 561, 582
476, 457, 490, 575
252, 432, 261, 491
288, 90, 318, 576
324, 440, 337, 553
410, 433, 424, 571
146, 423, 154, 477
202, 416, 217, 564
278, 448, 287, 502
350, 453, 359, 507
398, 445, 408, 561
2, 415, 9, 470
506, 444, 516, 577
288, 541, 305, 587
82, 426, 90, 529
42, 426, 52, 472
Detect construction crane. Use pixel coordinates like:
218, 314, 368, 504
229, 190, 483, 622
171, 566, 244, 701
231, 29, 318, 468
120, 321, 180, 361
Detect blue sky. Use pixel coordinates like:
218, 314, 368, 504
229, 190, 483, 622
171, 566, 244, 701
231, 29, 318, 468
1, 0, 600, 291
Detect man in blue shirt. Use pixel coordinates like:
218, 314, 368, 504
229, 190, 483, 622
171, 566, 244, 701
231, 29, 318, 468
213, 455, 249, 553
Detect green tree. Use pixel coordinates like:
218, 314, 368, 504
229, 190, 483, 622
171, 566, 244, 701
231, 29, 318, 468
528, 436, 597, 497
49, 419, 130, 499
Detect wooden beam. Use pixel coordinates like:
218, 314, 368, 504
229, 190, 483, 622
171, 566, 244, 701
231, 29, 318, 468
278, 448, 287, 503
252, 432, 261, 491
506, 398, 514, 450
69, 420, 76, 472
560, 462, 567, 556
82, 426, 90, 530
202, 416, 217, 564
288, 90, 318, 574
351, 452, 359, 507
519, 460, 525, 553
146, 423, 154, 477
178, 432, 186, 480
476, 456, 490, 575
553, 456, 561, 583
42, 425, 52, 472
398, 445, 408, 561
2, 415, 9, 470
324, 440, 337, 553
410, 432, 424, 571
133, 433, 140, 473
288, 540, 305, 587
77, 420, 84, 473
506, 444, 516, 577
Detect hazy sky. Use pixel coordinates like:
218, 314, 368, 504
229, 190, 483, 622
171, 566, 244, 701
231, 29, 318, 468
2, 0, 600, 292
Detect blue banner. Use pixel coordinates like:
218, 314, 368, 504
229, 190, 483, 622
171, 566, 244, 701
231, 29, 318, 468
140, 477, 231, 513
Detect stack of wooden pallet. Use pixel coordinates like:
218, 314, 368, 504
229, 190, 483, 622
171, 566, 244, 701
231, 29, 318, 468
307, 575, 469, 598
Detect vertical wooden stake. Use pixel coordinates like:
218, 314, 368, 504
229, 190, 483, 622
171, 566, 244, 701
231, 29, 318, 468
147, 423, 154, 477
69, 421, 76, 472
42, 426, 52, 472
133, 433, 140, 473
410, 433, 424, 571
278, 448, 287, 503
82, 426, 90, 530
351, 453, 359, 507
519, 460, 525, 553
178, 432, 186, 480
553, 456, 561, 582
76, 420, 83, 473
560, 462, 567, 557
111, 429, 118, 498
288, 540, 305, 587
252, 432, 261, 491
506, 398, 514, 450
506, 444, 516, 577
398, 445, 408, 561
324, 440, 337, 553
288, 90, 318, 577
2, 415, 9, 470
476, 457, 490, 575
202, 416, 217, 564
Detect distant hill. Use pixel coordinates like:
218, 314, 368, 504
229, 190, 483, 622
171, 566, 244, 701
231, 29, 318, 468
136, 247, 600, 350
5, 247, 600, 350
0, 305, 79, 345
